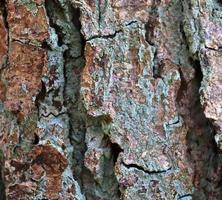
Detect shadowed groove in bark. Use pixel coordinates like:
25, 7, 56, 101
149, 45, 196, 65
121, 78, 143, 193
163, 0, 222, 197
45, 1, 122, 198
177, 56, 222, 198
180, 1, 222, 196
81, 116, 121, 199
111, 141, 123, 164
45, 0, 86, 185
34, 81, 46, 122
144, 0, 222, 197
145, 0, 160, 79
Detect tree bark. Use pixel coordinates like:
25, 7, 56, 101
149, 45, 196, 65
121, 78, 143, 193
0, 0, 222, 199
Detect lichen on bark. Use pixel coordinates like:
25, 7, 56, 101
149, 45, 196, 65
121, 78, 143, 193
1, 0, 222, 199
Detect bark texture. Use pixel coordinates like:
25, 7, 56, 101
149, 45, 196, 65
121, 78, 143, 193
0, 0, 222, 199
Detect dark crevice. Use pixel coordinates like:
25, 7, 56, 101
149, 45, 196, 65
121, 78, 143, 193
63, 48, 69, 104
110, 141, 123, 199
86, 29, 122, 41
177, 10, 222, 197
122, 162, 172, 175
98, 0, 102, 28
110, 142, 123, 164
99, 134, 122, 199
41, 40, 52, 50
101, 134, 123, 163
35, 81, 46, 118
44, 2, 89, 198
177, 55, 221, 198
204, 45, 222, 52
125, 20, 138, 26
34, 76, 46, 143
0, 0, 8, 32
70, 7, 86, 58
192, 60, 222, 198
192, 59, 203, 84
40, 111, 67, 118
71, 7, 81, 30
145, 1, 160, 79
51, 24, 64, 47
64, 4, 87, 190
33, 133, 40, 145
45, 0, 64, 47
178, 194, 192, 199
165, 118, 180, 127
45, 0, 88, 196
80, 121, 121, 199
145, 21, 155, 47
86, 20, 138, 42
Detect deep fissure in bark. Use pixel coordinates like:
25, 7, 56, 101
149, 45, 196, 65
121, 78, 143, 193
176, 4, 222, 196
145, 0, 160, 79
107, 137, 122, 198
81, 116, 121, 199
177, 56, 222, 198
34, 81, 46, 121
45, 0, 89, 197
110, 142, 123, 164
45, 0, 86, 180
45, 1, 122, 198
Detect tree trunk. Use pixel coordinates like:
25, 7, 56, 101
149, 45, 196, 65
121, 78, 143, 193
0, 0, 222, 199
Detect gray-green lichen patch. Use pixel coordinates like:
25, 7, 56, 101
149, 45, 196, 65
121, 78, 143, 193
1, 0, 222, 199
16, 0, 39, 15
80, 12, 195, 197
116, 157, 193, 200
30, 0, 86, 198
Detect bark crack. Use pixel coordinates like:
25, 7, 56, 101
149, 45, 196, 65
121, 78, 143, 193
177, 7, 222, 197
86, 30, 122, 41
178, 193, 192, 199
145, 0, 160, 79
204, 45, 222, 52
86, 21, 138, 41
122, 161, 172, 175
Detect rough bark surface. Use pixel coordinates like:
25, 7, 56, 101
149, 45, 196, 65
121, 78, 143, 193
0, 0, 222, 199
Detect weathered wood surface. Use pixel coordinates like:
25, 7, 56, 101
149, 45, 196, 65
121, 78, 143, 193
0, 0, 222, 199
